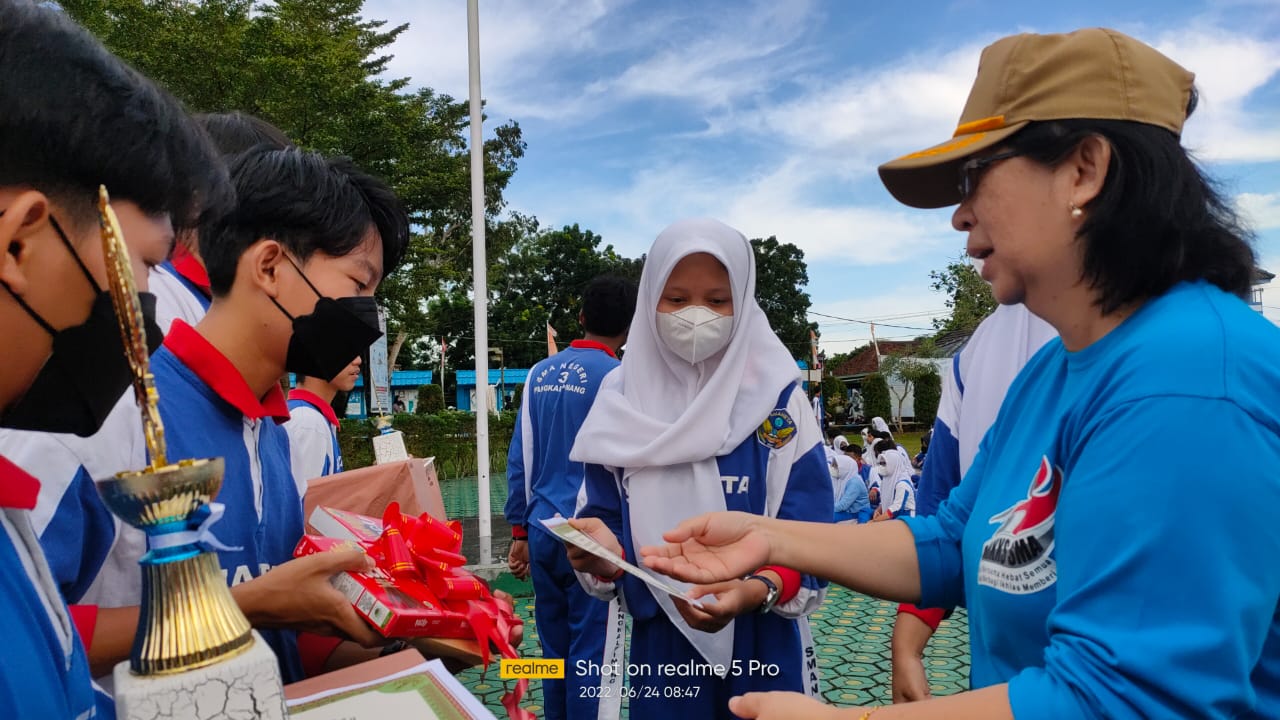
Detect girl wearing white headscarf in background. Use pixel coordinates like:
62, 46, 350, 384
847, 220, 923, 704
872, 439, 916, 520
565, 218, 832, 718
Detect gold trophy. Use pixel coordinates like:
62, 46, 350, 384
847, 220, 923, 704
94, 187, 287, 717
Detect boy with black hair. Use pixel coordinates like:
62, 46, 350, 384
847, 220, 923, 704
151, 112, 294, 332
287, 358, 362, 490
150, 146, 410, 681
505, 274, 638, 720
0, 1, 230, 714
0, 106, 346, 681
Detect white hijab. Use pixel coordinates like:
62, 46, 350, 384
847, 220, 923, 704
876, 443, 913, 489
570, 218, 800, 670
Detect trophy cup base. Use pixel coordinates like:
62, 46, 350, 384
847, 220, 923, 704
112, 630, 287, 720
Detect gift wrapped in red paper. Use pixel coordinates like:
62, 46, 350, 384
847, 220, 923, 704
294, 503, 523, 667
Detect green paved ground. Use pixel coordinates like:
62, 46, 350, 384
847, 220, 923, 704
456, 584, 970, 716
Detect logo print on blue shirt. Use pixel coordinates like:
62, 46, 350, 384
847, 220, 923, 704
978, 455, 1061, 595
756, 410, 797, 449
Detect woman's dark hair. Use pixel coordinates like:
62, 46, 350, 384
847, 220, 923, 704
581, 274, 639, 337
1006, 89, 1256, 313
201, 148, 409, 296
0, 1, 230, 231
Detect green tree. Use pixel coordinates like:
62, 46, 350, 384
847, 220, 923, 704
429, 223, 643, 370
879, 338, 941, 432
861, 373, 892, 425
64, 0, 527, 373
416, 384, 444, 414
913, 369, 942, 429
750, 237, 816, 359
825, 350, 856, 372
930, 254, 997, 334
819, 374, 848, 421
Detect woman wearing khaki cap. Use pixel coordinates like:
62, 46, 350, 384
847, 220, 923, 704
640, 28, 1280, 720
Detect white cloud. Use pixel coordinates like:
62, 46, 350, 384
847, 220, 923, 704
1238, 192, 1280, 230
721, 158, 954, 263
811, 286, 951, 354
369, 0, 629, 119
595, 1, 818, 108
693, 24, 1280, 169
707, 40, 986, 163
370, 0, 822, 122
1155, 27, 1280, 163
513, 153, 955, 269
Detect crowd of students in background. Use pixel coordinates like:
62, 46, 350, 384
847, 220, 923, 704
825, 416, 920, 525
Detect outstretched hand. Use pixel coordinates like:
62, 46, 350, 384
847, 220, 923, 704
728, 691, 842, 720
639, 511, 772, 584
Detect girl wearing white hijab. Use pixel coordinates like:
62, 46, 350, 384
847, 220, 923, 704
871, 439, 916, 519
566, 218, 831, 718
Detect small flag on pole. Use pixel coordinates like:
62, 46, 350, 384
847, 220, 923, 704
546, 322, 559, 357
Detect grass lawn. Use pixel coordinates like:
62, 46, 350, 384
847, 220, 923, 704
827, 427, 930, 456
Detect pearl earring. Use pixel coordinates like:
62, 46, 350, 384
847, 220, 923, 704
1070, 203, 1083, 219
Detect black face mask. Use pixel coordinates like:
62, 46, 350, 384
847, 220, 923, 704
0, 216, 165, 437
271, 257, 382, 383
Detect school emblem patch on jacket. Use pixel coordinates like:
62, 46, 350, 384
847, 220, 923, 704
978, 455, 1061, 595
756, 410, 796, 449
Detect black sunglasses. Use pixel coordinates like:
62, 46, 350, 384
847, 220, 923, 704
957, 150, 1021, 201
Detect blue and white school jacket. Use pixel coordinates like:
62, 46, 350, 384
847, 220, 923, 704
575, 383, 832, 691
148, 254, 210, 335
505, 341, 620, 539
0, 392, 148, 608
286, 389, 343, 497
0, 456, 112, 718
152, 321, 305, 683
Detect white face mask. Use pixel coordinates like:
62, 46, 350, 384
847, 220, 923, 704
656, 304, 733, 364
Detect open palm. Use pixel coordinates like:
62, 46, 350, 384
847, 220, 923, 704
639, 511, 772, 584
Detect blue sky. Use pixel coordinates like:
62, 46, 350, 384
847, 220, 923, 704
368, 0, 1280, 352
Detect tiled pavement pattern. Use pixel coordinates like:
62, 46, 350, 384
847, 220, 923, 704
440, 476, 514, 562
454, 585, 971, 717
442, 475, 970, 715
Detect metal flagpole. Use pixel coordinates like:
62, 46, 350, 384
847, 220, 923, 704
466, 0, 492, 564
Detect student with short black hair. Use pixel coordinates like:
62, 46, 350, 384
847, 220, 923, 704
2, 109, 307, 682
0, 1, 228, 714
150, 146, 410, 681
150, 112, 294, 333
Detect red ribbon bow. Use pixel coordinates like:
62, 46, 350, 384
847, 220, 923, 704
368, 503, 533, 720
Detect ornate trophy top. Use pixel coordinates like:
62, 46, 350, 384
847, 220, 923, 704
93, 186, 255, 676
98, 185, 168, 469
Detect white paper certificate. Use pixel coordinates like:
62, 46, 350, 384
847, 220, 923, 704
541, 517, 705, 608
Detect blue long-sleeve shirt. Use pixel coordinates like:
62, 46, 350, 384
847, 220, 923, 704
903, 282, 1280, 719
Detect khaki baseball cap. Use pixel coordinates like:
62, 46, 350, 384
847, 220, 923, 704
878, 28, 1196, 209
